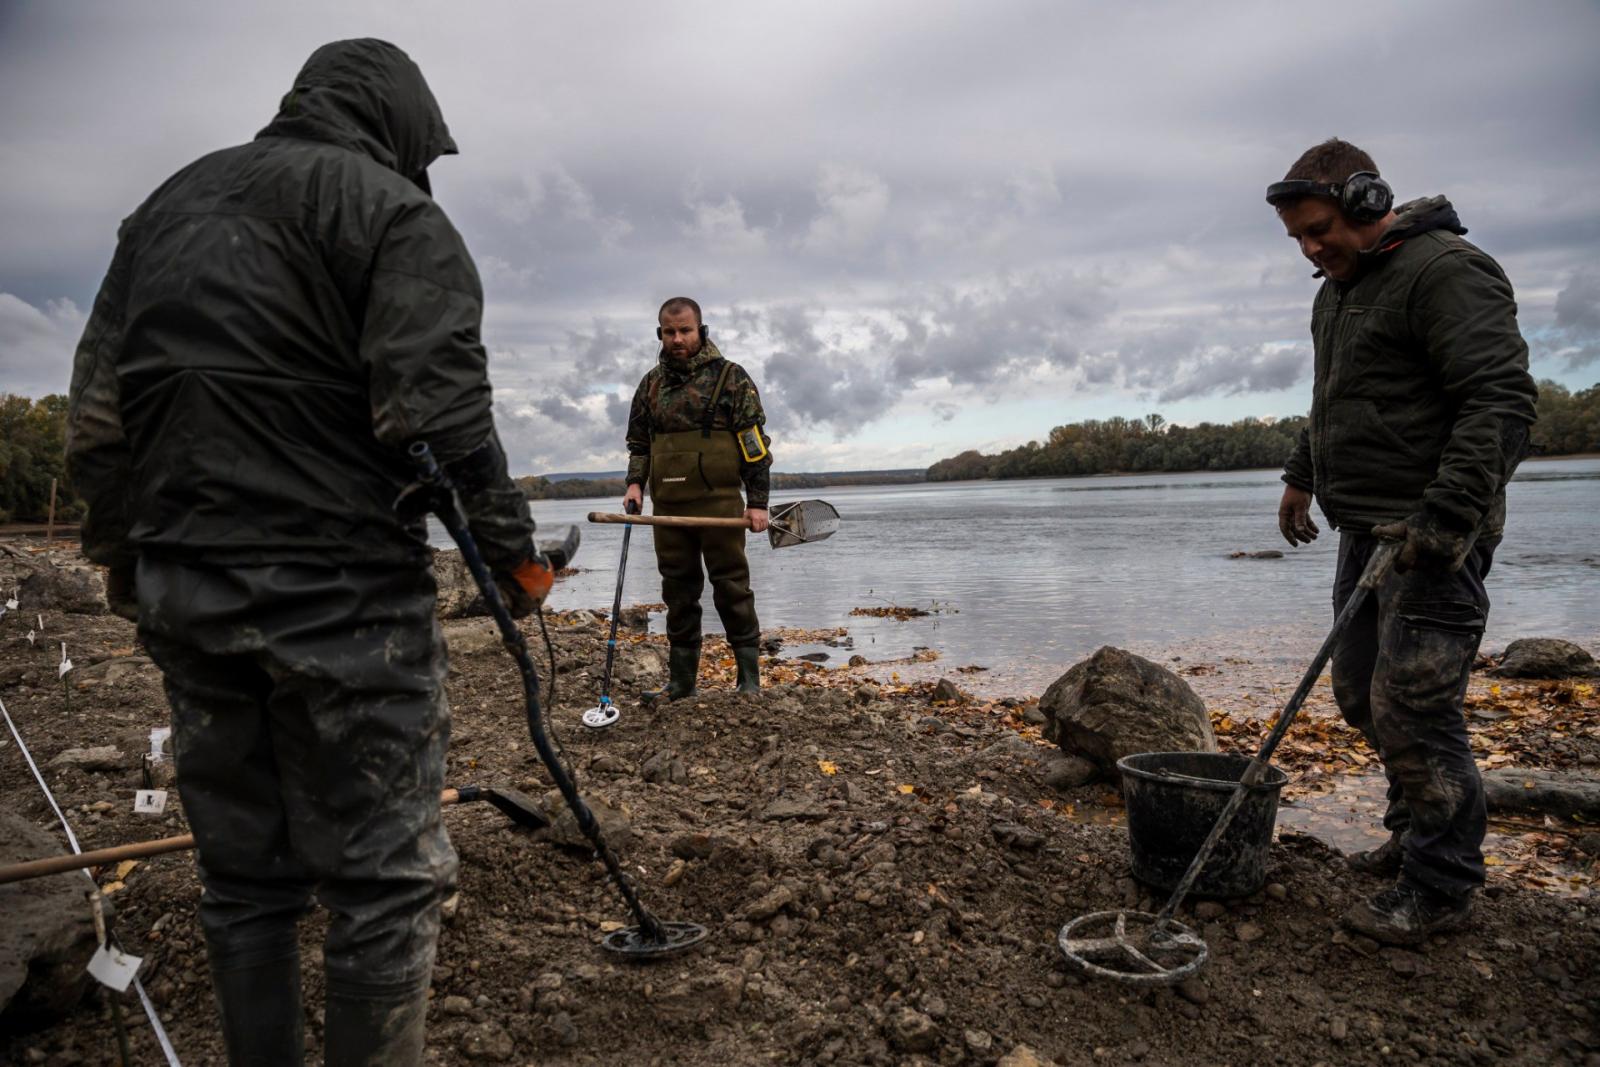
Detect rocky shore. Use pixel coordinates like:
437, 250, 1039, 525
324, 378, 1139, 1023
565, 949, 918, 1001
1, 543, 1596, 1065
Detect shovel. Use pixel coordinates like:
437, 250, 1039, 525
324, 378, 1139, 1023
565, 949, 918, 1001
586, 498, 841, 549
0, 784, 549, 887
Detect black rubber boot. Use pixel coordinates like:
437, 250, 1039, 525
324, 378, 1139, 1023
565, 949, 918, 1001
208, 947, 305, 1066
1341, 883, 1472, 946
733, 645, 761, 693
646, 644, 700, 702
323, 976, 429, 1067
1345, 831, 1405, 877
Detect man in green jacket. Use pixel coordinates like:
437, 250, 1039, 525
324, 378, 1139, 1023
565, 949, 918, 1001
67, 40, 551, 1065
623, 297, 772, 699
1270, 138, 1537, 944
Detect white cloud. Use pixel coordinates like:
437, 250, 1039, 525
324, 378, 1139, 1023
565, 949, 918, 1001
0, 294, 85, 398
802, 164, 890, 253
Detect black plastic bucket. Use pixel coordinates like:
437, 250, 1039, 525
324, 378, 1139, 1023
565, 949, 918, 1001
1118, 751, 1289, 899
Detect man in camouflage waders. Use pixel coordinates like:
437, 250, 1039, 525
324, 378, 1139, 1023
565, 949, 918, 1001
623, 297, 772, 699
66, 39, 552, 1065
1270, 138, 1537, 945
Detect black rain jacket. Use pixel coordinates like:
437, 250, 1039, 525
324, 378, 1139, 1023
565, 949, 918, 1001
1282, 196, 1538, 535
67, 38, 532, 572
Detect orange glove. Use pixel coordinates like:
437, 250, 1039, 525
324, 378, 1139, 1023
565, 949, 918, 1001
497, 553, 554, 617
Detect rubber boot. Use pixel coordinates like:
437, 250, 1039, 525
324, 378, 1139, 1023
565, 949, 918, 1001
734, 645, 761, 693
645, 644, 700, 702
209, 948, 305, 1066
323, 976, 429, 1067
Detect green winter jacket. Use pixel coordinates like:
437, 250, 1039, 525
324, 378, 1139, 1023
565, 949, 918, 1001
624, 340, 773, 508
1282, 196, 1538, 534
66, 39, 532, 571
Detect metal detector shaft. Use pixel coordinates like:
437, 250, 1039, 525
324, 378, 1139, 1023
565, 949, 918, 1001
410, 443, 663, 941
1153, 541, 1400, 925
597, 504, 638, 708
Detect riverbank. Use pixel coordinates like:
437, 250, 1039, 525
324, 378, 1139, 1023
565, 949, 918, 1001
1, 545, 1595, 1064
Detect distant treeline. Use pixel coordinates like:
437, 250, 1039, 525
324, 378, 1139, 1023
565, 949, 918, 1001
925, 380, 1600, 482
0, 394, 82, 525
516, 469, 926, 501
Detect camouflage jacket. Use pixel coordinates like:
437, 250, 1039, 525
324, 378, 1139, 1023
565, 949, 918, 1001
625, 340, 772, 507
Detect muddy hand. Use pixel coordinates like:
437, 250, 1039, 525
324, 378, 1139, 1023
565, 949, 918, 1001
1371, 514, 1472, 574
1277, 485, 1319, 546
746, 507, 769, 533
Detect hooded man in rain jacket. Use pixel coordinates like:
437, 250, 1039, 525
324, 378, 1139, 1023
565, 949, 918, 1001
1269, 138, 1537, 946
66, 39, 551, 1065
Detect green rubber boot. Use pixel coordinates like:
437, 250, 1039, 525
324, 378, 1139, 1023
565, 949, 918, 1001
646, 644, 700, 702
733, 645, 761, 693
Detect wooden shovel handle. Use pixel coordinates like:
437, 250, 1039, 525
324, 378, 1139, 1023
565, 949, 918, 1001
0, 788, 476, 886
588, 512, 750, 530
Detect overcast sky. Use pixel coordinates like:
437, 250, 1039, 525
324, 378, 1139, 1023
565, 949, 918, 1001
2, 0, 1597, 475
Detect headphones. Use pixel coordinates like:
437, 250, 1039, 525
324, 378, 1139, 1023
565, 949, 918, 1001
1265, 170, 1394, 223
656, 324, 709, 341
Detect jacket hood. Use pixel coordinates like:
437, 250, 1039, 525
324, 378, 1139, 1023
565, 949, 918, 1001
659, 338, 724, 380
1345, 195, 1467, 282
256, 38, 456, 185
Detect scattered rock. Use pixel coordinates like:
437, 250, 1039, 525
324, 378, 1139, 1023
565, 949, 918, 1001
965, 1029, 994, 1054
668, 832, 721, 860
888, 1007, 938, 1053
0, 814, 98, 1027
998, 1045, 1058, 1067
1193, 901, 1226, 921
640, 750, 688, 785
848, 655, 868, 667
1235, 921, 1264, 943
458, 1020, 514, 1061
441, 617, 500, 656
1482, 768, 1600, 819
46, 746, 129, 772
1042, 754, 1098, 791
760, 796, 829, 821
932, 678, 966, 704
744, 885, 795, 922
991, 822, 1046, 851
853, 684, 879, 704
17, 562, 107, 615
1577, 832, 1600, 858
1491, 638, 1598, 679
438, 994, 474, 1017
1021, 705, 1048, 726
1175, 977, 1209, 1005
540, 796, 632, 851
1040, 646, 1217, 773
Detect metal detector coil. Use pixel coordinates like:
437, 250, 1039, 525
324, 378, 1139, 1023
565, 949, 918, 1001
582, 698, 620, 730
602, 921, 709, 960
1058, 911, 1207, 986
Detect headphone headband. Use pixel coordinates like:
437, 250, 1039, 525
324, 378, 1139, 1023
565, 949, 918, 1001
1266, 170, 1393, 223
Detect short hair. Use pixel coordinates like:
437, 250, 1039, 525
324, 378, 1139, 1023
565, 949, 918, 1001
658, 296, 702, 325
1283, 138, 1379, 184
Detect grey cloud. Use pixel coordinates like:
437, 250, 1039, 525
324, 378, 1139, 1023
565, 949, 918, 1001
1549, 269, 1600, 369
0, 293, 83, 398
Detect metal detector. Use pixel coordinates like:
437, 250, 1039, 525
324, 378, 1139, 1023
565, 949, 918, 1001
408, 442, 706, 960
1058, 540, 1401, 985
583, 500, 640, 730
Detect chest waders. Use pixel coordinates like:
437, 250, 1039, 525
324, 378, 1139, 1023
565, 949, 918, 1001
646, 361, 761, 698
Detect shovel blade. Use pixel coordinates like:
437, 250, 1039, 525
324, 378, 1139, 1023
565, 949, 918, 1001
768, 500, 841, 549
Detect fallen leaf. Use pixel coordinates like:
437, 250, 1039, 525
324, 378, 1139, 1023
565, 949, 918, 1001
817, 760, 839, 776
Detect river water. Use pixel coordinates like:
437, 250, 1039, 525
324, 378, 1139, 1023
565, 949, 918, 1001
452, 458, 1600, 697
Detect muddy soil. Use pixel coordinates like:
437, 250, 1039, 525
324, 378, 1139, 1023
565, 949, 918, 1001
1, 557, 1597, 1065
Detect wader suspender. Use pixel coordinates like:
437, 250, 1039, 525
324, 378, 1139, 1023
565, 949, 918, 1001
700, 360, 734, 439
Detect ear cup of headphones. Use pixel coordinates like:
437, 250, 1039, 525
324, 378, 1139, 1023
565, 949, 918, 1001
1340, 171, 1393, 223
699, 325, 708, 341
655, 327, 663, 340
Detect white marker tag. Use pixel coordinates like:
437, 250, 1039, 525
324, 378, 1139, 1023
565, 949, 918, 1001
148, 726, 172, 761
58, 643, 74, 678
4, 592, 17, 610
86, 943, 143, 992
26, 629, 35, 646
37, 613, 44, 631
134, 790, 168, 814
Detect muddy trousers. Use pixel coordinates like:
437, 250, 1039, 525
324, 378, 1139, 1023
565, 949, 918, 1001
137, 558, 457, 1067
1329, 532, 1493, 899
654, 524, 760, 649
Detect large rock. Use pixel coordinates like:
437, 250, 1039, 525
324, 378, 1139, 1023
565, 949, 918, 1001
1040, 646, 1216, 772
17, 561, 107, 616
0, 813, 99, 1029
432, 549, 486, 620
1491, 638, 1598, 679
1482, 769, 1600, 819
